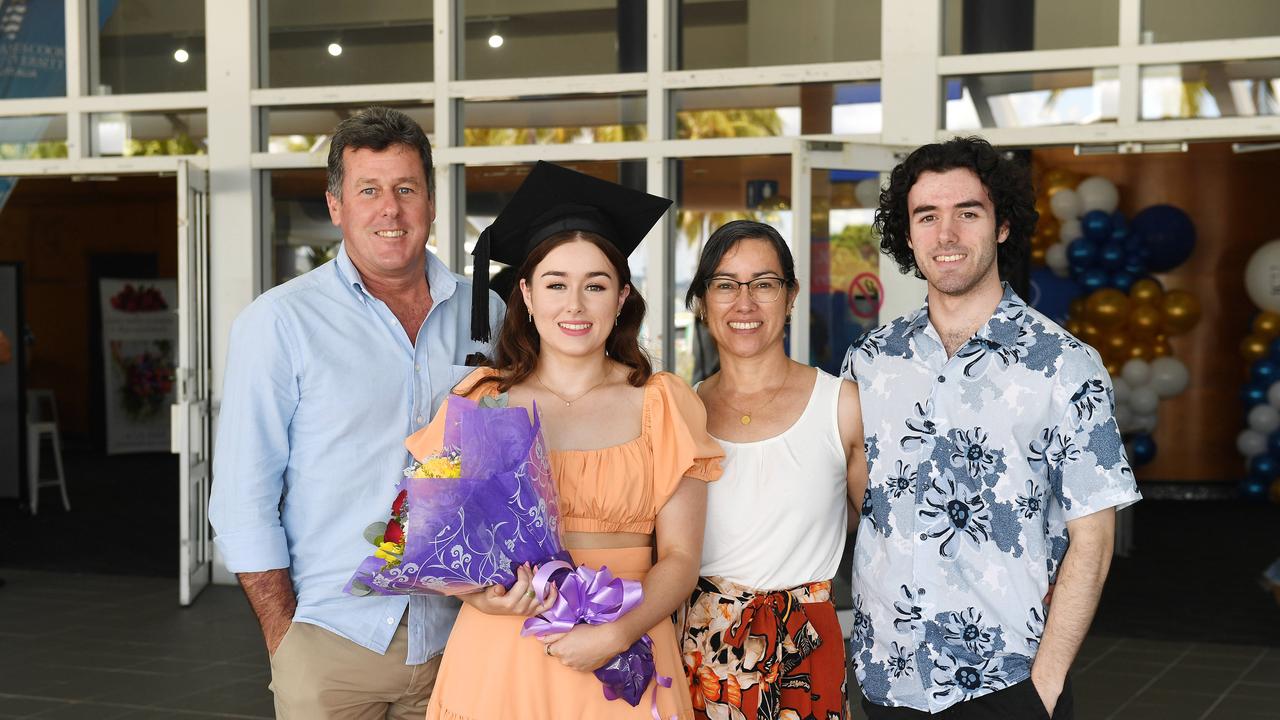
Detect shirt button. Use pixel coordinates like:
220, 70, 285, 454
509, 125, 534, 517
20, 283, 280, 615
386, 617, 396, 625
416, 415, 425, 424
415, 364, 422, 372
937, 375, 946, 383
919, 532, 928, 541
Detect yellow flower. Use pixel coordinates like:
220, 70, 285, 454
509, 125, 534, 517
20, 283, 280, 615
412, 455, 462, 479
374, 541, 404, 566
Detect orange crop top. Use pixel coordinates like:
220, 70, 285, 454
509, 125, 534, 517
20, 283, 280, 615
405, 368, 723, 534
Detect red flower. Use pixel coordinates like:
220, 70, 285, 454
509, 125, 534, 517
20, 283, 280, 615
391, 490, 408, 517
384, 519, 404, 544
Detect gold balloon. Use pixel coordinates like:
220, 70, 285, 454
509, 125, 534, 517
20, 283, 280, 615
1253, 312, 1280, 338
1161, 290, 1202, 335
1127, 343, 1151, 361
1105, 359, 1123, 377
1151, 337, 1173, 358
1129, 303, 1162, 336
1066, 319, 1085, 337
1030, 246, 1047, 266
1242, 333, 1270, 362
1128, 278, 1163, 306
1042, 168, 1079, 197
1068, 297, 1088, 319
1087, 289, 1131, 329
1102, 327, 1130, 359
1035, 195, 1051, 221
1079, 321, 1101, 343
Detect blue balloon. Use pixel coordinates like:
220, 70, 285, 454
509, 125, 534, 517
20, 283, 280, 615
1267, 336, 1280, 362
1108, 270, 1137, 292
1080, 268, 1108, 291
1110, 211, 1128, 234
1131, 204, 1196, 272
1122, 257, 1148, 276
1028, 268, 1083, 325
1243, 381, 1270, 408
1081, 210, 1113, 242
1253, 360, 1280, 385
1067, 237, 1100, 266
1249, 453, 1279, 479
1240, 476, 1270, 501
1128, 433, 1157, 466
1266, 431, 1280, 458
1099, 243, 1127, 270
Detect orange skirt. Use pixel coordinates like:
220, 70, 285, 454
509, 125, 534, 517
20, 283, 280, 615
427, 546, 694, 720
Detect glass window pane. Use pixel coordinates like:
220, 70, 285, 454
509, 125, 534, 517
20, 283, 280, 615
1141, 1, 1280, 43
1142, 59, 1280, 120
461, 2, 643, 80
0, 3, 66, 98
672, 155, 791, 384
263, 1, 431, 88
264, 103, 434, 154
809, 169, 881, 376
90, 111, 207, 157
944, 68, 1119, 130
678, 0, 879, 70
675, 82, 882, 140
462, 94, 645, 147
942, 0, 1118, 55
94, 0, 205, 94
463, 160, 648, 331
267, 169, 341, 287
0, 116, 67, 159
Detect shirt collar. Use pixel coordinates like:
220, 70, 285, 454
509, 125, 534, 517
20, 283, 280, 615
906, 282, 1028, 349
335, 242, 457, 306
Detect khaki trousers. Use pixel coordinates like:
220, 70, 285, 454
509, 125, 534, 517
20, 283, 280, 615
269, 615, 441, 720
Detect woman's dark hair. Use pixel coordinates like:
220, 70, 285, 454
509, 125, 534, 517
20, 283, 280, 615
684, 220, 797, 315
484, 231, 651, 391
875, 136, 1037, 281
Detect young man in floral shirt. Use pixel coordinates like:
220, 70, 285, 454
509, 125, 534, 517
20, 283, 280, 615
840, 137, 1141, 718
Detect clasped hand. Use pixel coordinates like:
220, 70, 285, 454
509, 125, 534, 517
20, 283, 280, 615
459, 563, 558, 618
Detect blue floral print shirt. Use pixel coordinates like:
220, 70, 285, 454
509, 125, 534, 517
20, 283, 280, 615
840, 283, 1141, 712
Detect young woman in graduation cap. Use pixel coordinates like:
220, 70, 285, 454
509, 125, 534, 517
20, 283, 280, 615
406, 162, 722, 720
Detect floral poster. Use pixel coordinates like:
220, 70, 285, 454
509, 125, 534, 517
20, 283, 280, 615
99, 279, 177, 454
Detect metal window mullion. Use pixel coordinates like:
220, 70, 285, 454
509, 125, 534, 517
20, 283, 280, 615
645, 0, 670, 370
433, 0, 457, 272
1117, 0, 1143, 126
450, 73, 648, 100
64, 0, 87, 160
945, 116, 1280, 146
881, 1, 939, 146
937, 36, 1280, 77
789, 142, 811, 365
251, 83, 435, 107
662, 60, 882, 90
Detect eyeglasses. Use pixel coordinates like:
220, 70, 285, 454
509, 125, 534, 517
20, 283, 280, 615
705, 276, 790, 304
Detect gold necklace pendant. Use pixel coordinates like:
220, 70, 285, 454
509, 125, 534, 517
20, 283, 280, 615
740, 414, 751, 425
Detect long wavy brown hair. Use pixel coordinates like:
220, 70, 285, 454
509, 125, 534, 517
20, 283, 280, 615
477, 230, 652, 393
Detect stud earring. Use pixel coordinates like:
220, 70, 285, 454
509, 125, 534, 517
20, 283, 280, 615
528, 311, 533, 322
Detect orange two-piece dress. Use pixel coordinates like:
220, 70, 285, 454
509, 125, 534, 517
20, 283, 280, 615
405, 368, 723, 720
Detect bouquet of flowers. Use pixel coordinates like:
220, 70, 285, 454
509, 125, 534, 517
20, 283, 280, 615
345, 395, 567, 597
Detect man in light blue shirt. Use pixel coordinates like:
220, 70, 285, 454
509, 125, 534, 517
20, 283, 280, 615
209, 107, 503, 719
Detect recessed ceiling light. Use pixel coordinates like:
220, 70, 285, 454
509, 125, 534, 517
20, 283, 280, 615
487, 32, 503, 49
328, 43, 343, 57
173, 48, 189, 63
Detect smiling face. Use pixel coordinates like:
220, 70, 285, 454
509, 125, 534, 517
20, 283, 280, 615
325, 143, 435, 282
907, 168, 1008, 299
702, 237, 795, 361
520, 239, 629, 360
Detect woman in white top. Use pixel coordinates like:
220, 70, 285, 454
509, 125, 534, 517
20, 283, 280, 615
679, 220, 867, 720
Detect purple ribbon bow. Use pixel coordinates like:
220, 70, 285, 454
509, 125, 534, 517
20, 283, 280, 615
521, 561, 675, 718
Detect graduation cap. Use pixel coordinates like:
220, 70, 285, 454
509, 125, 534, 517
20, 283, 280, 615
470, 161, 672, 342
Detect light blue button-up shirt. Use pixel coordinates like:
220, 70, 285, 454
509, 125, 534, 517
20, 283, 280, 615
210, 243, 503, 664
840, 284, 1140, 712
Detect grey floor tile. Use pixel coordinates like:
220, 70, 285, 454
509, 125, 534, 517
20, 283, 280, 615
1239, 658, 1280, 686
155, 679, 274, 718
0, 697, 69, 718
26, 702, 134, 720
1150, 666, 1243, 696
1119, 702, 1214, 720
1233, 682, 1280, 701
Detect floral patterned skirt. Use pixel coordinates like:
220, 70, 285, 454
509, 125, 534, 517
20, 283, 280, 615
680, 576, 847, 720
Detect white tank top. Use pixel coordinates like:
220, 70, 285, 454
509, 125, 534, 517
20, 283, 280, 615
698, 369, 849, 591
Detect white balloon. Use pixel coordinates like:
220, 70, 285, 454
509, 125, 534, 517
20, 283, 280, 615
1268, 381, 1280, 408
1114, 404, 1134, 433
1238, 429, 1268, 458
1112, 377, 1131, 403
1132, 411, 1158, 434
1248, 404, 1280, 434
1121, 359, 1152, 388
1076, 176, 1120, 214
855, 178, 882, 209
1129, 386, 1159, 414
1046, 243, 1070, 277
1148, 357, 1190, 398
1049, 188, 1082, 222
1060, 219, 1083, 242
1245, 239, 1280, 314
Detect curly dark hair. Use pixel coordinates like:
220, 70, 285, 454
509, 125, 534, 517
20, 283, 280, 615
875, 136, 1036, 281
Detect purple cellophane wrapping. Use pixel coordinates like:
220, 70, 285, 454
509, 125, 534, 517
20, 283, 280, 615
344, 397, 566, 597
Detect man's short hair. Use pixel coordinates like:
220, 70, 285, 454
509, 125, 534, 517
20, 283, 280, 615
875, 136, 1037, 281
326, 106, 434, 199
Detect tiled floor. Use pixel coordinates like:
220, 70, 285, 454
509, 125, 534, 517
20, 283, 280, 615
0, 570, 1277, 719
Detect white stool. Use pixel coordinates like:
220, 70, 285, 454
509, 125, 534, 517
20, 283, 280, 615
27, 389, 70, 514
